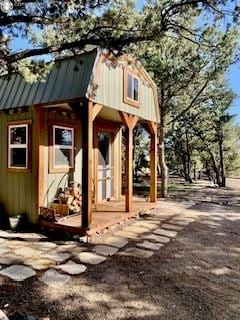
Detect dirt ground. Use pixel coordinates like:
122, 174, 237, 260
0, 178, 240, 320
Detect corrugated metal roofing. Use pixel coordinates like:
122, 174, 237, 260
0, 49, 98, 110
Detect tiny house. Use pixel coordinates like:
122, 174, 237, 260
0, 48, 159, 234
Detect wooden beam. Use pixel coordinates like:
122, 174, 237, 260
150, 122, 157, 202
119, 111, 139, 129
141, 121, 157, 136
35, 106, 45, 212
93, 124, 98, 210
119, 112, 139, 212
92, 103, 103, 121
81, 100, 93, 228
125, 126, 133, 212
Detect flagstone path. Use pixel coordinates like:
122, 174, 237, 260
0, 201, 197, 287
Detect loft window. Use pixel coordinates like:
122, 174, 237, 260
53, 125, 74, 168
124, 70, 140, 107
8, 124, 29, 169
127, 74, 139, 102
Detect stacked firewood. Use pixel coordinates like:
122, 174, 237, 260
57, 183, 82, 213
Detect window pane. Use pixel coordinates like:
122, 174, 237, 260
10, 126, 26, 144
133, 77, 138, 101
10, 148, 27, 167
127, 74, 132, 99
55, 148, 73, 167
55, 128, 73, 146
98, 132, 110, 165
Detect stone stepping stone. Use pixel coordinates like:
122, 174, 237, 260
0, 254, 23, 265
114, 230, 140, 240
45, 251, 71, 263
70, 247, 89, 257
0, 231, 45, 241
11, 233, 46, 241
0, 265, 36, 282
56, 244, 78, 252
211, 267, 231, 276
56, 260, 87, 275
143, 216, 165, 221
136, 241, 163, 251
0, 244, 10, 250
93, 236, 128, 249
0, 309, 8, 320
0, 231, 12, 238
24, 258, 55, 271
40, 269, 71, 287
123, 226, 149, 234
78, 252, 106, 265
119, 247, 153, 259
170, 220, 190, 226
5, 241, 27, 249
0, 248, 10, 255
31, 242, 57, 251
153, 229, 177, 238
144, 234, 170, 243
182, 217, 195, 222
170, 218, 195, 226
133, 222, 160, 230
92, 245, 119, 257
14, 247, 43, 259
161, 224, 183, 231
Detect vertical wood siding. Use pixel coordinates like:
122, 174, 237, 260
42, 109, 82, 207
94, 61, 157, 122
0, 110, 37, 223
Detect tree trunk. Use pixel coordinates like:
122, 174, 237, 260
182, 155, 189, 181
185, 130, 193, 183
219, 137, 226, 187
193, 162, 196, 180
158, 112, 168, 198
209, 151, 221, 186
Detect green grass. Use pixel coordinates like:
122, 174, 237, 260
133, 181, 202, 193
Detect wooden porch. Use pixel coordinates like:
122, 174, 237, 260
39, 197, 156, 236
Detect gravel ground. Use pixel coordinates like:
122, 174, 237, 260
0, 178, 239, 320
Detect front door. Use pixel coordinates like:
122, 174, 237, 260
97, 132, 113, 201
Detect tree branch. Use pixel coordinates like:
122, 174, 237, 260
167, 78, 210, 125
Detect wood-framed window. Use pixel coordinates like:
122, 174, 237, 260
49, 124, 74, 173
123, 69, 140, 107
7, 120, 32, 172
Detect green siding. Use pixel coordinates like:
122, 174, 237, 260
0, 110, 37, 223
42, 110, 83, 207
93, 61, 158, 122
0, 108, 83, 222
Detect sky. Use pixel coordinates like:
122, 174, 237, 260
227, 64, 240, 123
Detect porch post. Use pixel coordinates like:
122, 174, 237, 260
119, 112, 139, 212
35, 106, 45, 211
148, 122, 158, 202
81, 101, 93, 228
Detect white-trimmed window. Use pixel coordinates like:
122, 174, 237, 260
127, 74, 139, 102
8, 124, 28, 169
53, 125, 74, 169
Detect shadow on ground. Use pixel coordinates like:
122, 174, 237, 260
0, 179, 240, 320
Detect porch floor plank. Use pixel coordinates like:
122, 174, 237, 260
58, 197, 156, 235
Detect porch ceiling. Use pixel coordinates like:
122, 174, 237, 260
96, 106, 122, 123
95, 105, 155, 125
